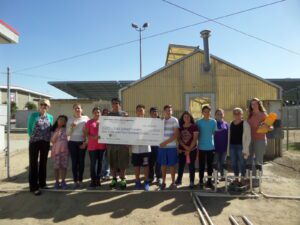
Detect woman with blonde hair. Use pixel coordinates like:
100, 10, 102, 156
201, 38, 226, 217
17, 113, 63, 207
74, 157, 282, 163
247, 98, 272, 172
27, 99, 53, 195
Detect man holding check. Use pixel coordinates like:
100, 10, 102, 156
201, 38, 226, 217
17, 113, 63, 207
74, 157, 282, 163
107, 98, 129, 189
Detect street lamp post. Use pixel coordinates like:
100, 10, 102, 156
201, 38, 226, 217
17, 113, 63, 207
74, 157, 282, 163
131, 22, 149, 79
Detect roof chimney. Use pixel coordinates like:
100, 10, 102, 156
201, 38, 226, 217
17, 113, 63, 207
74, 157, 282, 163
200, 30, 211, 72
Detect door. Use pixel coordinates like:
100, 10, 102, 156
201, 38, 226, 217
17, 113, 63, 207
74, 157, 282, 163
185, 93, 215, 120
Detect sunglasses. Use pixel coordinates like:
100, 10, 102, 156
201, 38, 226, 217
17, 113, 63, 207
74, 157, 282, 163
40, 103, 48, 107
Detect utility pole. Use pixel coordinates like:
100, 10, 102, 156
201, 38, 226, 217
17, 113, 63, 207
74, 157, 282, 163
6, 67, 10, 178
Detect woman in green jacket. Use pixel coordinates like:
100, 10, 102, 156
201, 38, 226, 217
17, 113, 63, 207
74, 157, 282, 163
27, 99, 53, 196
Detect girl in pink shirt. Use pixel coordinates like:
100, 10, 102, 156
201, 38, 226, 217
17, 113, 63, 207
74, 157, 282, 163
247, 98, 272, 170
84, 107, 106, 188
51, 115, 69, 189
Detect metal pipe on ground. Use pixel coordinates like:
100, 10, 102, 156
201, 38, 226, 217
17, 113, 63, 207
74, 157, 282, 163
242, 216, 254, 225
229, 215, 240, 225
190, 193, 208, 225
260, 192, 300, 200
193, 193, 215, 225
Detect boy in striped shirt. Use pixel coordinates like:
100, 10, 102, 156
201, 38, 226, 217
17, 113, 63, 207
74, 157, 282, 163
158, 105, 179, 190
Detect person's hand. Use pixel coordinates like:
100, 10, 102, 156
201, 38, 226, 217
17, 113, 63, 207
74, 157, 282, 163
79, 142, 87, 149
160, 142, 167, 148
185, 149, 190, 156
242, 150, 249, 159
71, 122, 77, 128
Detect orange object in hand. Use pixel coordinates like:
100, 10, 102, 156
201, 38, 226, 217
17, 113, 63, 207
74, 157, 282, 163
257, 112, 277, 134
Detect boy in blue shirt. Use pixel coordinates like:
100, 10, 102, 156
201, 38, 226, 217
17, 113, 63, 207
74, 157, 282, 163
196, 105, 217, 189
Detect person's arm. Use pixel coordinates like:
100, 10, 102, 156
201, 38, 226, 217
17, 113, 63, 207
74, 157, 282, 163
188, 131, 199, 151
160, 127, 179, 148
27, 113, 36, 136
242, 121, 251, 159
51, 130, 60, 144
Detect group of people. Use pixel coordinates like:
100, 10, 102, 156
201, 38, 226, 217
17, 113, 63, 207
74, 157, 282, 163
27, 97, 271, 196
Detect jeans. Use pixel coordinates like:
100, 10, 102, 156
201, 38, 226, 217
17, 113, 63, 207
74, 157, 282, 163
101, 150, 110, 177
230, 144, 246, 177
68, 141, 86, 182
176, 149, 197, 183
149, 146, 161, 180
213, 151, 227, 176
199, 150, 215, 183
89, 150, 105, 181
29, 140, 50, 191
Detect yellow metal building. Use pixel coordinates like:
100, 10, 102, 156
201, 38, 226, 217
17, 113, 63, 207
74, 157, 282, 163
120, 42, 281, 121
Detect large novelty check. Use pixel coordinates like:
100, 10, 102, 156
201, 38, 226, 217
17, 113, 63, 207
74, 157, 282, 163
98, 116, 164, 146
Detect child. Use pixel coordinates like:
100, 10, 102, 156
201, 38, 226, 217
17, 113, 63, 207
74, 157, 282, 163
131, 104, 151, 191
214, 108, 229, 181
176, 111, 199, 189
158, 105, 179, 190
229, 107, 251, 186
196, 105, 217, 189
85, 107, 106, 188
51, 115, 69, 189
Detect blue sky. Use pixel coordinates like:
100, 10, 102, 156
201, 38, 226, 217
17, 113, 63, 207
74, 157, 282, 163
0, 0, 299, 99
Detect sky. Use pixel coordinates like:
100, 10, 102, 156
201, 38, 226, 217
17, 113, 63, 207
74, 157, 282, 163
0, 0, 299, 99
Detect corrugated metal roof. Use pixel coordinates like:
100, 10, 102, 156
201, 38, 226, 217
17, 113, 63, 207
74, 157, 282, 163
48, 80, 133, 100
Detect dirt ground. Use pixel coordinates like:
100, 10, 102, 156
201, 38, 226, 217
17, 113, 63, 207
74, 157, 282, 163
0, 134, 300, 225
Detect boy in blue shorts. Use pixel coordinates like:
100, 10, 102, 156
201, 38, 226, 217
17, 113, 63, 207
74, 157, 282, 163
158, 105, 179, 190
131, 104, 151, 191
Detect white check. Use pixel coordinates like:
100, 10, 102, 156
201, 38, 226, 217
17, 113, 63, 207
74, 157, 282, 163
98, 116, 164, 146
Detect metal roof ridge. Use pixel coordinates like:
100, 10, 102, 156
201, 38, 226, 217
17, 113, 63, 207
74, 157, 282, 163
0, 85, 52, 98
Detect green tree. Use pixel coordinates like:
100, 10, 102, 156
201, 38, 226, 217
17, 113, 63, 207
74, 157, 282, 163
25, 101, 37, 110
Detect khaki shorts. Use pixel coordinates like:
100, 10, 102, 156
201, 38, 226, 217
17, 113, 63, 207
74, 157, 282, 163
107, 144, 129, 170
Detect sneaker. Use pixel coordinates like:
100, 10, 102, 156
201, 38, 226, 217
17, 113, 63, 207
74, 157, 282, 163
199, 182, 204, 189
189, 182, 195, 189
175, 179, 182, 186
144, 181, 150, 191
206, 181, 214, 189
159, 183, 166, 191
119, 179, 127, 190
158, 178, 163, 186
169, 183, 177, 190
61, 181, 68, 190
110, 178, 118, 188
96, 180, 101, 187
89, 181, 97, 188
134, 180, 142, 190
54, 182, 60, 190
33, 189, 41, 196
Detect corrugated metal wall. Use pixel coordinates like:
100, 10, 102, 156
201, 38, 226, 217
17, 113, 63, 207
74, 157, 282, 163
122, 51, 280, 120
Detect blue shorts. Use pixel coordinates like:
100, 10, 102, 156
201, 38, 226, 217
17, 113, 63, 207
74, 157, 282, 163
157, 147, 178, 166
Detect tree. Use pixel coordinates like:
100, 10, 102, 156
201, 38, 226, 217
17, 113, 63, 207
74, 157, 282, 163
25, 101, 37, 110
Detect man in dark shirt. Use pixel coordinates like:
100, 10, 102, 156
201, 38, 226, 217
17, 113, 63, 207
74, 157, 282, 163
148, 107, 162, 184
107, 98, 129, 189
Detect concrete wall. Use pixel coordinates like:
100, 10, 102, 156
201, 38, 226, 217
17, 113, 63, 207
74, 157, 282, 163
48, 99, 111, 120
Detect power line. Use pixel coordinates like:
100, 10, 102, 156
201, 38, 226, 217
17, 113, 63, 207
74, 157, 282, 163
8, 0, 295, 76
162, 0, 300, 56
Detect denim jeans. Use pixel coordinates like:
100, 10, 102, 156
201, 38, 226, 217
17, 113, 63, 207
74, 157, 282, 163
230, 144, 246, 177
149, 146, 161, 180
101, 150, 110, 177
68, 141, 86, 182
213, 151, 227, 176
89, 150, 105, 181
176, 149, 197, 183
